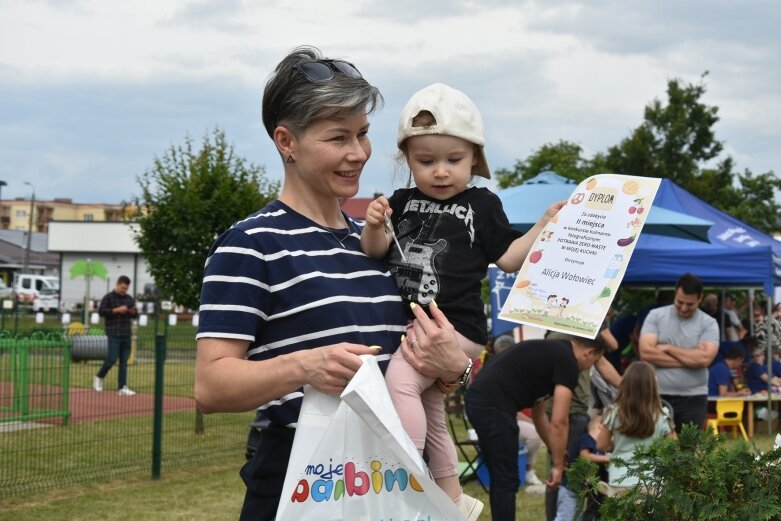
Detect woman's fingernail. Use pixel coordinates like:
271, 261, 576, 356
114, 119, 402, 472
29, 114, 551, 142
401, 334, 406, 344
431, 299, 438, 307
369, 345, 381, 351
410, 302, 417, 310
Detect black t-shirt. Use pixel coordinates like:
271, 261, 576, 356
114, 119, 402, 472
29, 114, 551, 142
387, 186, 523, 344
470, 339, 580, 413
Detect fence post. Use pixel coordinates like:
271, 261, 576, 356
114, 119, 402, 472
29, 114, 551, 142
152, 333, 166, 480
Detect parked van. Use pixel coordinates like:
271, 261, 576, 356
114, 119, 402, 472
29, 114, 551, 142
14, 274, 59, 303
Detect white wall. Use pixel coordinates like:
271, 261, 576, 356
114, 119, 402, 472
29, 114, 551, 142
59, 253, 155, 308
47, 222, 156, 309
48, 221, 141, 253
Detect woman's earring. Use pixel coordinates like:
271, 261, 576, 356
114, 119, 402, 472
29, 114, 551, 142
286, 155, 295, 164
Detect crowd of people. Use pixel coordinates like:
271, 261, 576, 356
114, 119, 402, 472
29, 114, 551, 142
471, 273, 781, 520
192, 45, 780, 521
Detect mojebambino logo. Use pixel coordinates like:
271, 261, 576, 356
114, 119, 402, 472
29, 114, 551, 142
290, 459, 424, 503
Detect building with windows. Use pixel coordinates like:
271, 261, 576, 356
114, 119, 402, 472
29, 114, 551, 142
0, 198, 134, 232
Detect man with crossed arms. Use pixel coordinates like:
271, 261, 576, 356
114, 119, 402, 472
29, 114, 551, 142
639, 273, 719, 433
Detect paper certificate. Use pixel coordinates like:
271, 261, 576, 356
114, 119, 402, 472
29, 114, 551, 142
498, 174, 661, 338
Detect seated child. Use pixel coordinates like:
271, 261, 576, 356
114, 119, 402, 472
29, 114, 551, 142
746, 348, 781, 394
746, 348, 781, 421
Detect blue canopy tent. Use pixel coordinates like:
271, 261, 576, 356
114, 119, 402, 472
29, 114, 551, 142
624, 234, 775, 293
499, 172, 714, 242
651, 178, 781, 291
489, 233, 775, 336
489, 173, 778, 336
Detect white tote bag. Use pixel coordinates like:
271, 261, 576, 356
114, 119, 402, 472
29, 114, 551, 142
275, 355, 465, 521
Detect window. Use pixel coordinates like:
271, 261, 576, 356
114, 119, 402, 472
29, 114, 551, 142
16, 210, 26, 218
83, 214, 94, 221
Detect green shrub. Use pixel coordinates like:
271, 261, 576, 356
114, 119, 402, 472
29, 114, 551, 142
567, 425, 781, 520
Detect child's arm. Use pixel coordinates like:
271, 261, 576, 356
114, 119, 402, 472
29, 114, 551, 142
580, 448, 610, 465
596, 422, 613, 452
360, 196, 393, 259
495, 200, 566, 272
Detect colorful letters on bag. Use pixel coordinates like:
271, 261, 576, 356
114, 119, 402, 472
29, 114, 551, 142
291, 459, 424, 503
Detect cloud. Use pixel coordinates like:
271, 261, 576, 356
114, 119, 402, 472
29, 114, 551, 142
0, 0, 778, 203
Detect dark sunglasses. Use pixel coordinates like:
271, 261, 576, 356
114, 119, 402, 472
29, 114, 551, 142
293, 59, 362, 82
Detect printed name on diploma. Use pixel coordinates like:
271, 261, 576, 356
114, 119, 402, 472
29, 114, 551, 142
541, 269, 596, 285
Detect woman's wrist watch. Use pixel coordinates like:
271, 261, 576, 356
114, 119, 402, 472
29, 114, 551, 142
435, 358, 473, 394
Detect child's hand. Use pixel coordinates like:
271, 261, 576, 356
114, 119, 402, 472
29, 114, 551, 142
364, 197, 390, 230
543, 200, 567, 222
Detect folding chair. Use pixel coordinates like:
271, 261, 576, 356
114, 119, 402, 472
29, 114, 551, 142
444, 391, 488, 492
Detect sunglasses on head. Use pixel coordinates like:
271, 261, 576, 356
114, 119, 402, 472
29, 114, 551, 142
293, 59, 362, 82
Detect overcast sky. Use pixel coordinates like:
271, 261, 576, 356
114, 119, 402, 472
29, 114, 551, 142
1, 0, 779, 205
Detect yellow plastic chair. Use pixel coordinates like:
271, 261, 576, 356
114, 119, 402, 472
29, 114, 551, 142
706, 398, 748, 441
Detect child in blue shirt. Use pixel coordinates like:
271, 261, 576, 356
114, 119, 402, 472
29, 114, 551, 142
746, 348, 781, 394
555, 415, 609, 521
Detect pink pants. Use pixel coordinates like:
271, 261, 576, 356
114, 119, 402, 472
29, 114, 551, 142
386, 332, 483, 479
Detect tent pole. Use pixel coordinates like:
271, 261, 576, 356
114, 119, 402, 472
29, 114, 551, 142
767, 297, 774, 435
719, 288, 726, 342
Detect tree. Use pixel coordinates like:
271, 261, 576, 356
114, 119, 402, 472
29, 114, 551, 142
498, 75, 780, 233
727, 169, 781, 233
605, 75, 723, 187
494, 140, 607, 189
604, 74, 780, 233
133, 128, 280, 310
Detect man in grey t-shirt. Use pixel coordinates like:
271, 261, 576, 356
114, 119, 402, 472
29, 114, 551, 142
639, 273, 719, 433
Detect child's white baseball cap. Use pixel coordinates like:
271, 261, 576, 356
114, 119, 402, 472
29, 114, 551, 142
397, 83, 490, 179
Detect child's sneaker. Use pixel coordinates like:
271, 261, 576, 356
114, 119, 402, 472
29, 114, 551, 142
757, 407, 778, 422
457, 493, 483, 521
118, 386, 136, 396
525, 469, 544, 486
93, 376, 103, 392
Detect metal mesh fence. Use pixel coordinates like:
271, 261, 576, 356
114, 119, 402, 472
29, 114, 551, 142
0, 309, 253, 500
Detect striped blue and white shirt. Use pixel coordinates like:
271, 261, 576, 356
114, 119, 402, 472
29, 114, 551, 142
197, 200, 407, 427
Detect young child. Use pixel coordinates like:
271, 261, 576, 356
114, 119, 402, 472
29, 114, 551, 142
555, 415, 609, 521
746, 348, 781, 394
597, 361, 676, 491
746, 348, 781, 422
361, 83, 562, 518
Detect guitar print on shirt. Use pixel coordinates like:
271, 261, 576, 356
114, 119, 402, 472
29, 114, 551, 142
392, 216, 448, 305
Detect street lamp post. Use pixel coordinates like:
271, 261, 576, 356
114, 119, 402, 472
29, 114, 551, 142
0, 180, 6, 230
22, 182, 35, 274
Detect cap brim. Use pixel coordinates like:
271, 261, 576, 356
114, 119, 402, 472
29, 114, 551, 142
474, 149, 490, 179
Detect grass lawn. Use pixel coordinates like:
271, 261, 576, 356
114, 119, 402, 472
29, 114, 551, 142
7, 433, 777, 520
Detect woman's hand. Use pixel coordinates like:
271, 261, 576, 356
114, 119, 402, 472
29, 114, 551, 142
401, 300, 469, 381
299, 343, 380, 395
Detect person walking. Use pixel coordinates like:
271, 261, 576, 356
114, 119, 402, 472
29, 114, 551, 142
94, 275, 138, 396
